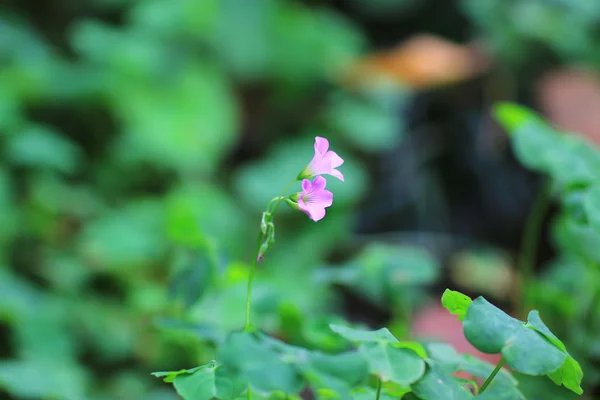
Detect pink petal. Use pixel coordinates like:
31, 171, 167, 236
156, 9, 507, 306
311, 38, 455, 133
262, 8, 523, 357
311, 176, 327, 191
325, 151, 344, 168
314, 137, 329, 155
308, 206, 326, 222
306, 189, 333, 208
301, 179, 312, 192
330, 169, 344, 182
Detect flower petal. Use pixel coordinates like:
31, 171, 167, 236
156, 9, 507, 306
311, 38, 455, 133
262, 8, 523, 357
301, 179, 312, 192
306, 189, 333, 208
314, 137, 329, 155
330, 169, 344, 182
325, 151, 344, 168
311, 176, 327, 191
308, 206, 326, 222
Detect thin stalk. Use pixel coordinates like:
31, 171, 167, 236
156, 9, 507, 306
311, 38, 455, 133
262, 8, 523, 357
585, 277, 600, 330
375, 378, 382, 400
517, 180, 551, 316
243, 179, 297, 331
270, 180, 297, 214
247, 387, 252, 400
244, 236, 262, 331
479, 359, 505, 394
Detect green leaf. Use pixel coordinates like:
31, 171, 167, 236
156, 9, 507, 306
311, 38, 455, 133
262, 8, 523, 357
458, 355, 517, 388
257, 334, 367, 400
329, 324, 424, 385
547, 357, 583, 395
584, 185, 600, 234
412, 365, 472, 400
526, 311, 566, 351
442, 289, 472, 321
153, 361, 244, 400
494, 103, 543, 134
6, 125, 81, 173
329, 324, 398, 343
351, 387, 397, 400
494, 103, 600, 187
337, 244, 440, 307
111, 62, 239, 174
526, 311, 583, 394
358, 342, 425, 384
425, 343, 462, 373
217, 332, 304, 395
0, 360, 87, 400
462, 297, 566, 376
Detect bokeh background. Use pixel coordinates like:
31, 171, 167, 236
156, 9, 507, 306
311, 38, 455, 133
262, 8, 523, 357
2, 0, 600, 399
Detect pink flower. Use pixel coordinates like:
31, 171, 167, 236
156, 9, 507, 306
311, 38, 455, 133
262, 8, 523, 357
298, 137, 344, 181
297, 176, 333, 222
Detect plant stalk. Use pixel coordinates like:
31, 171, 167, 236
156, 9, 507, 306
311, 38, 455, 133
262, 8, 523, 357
375, 378, 382, 400
479, 358, 505, 394
244, 179, 297, 331
517, 179, 551, 316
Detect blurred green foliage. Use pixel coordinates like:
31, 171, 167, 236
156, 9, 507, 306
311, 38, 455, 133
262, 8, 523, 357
462, 0, 600, 66
0, 1, 410, 399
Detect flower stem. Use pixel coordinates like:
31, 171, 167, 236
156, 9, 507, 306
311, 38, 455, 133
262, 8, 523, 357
270, 180, 297, 214
244, 179, 298, 331
375, 378, 382, 400
247, 386, 252, 400
244, 239, 261, 332
479, 358, 505, 394
517, 180, 551, 316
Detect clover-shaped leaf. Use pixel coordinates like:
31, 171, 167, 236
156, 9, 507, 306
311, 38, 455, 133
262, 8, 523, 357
447, 290, 583, 395
494, 103, 600, 188
217, 332, 304, 395
329, 324, 398, 343
526, 311, 583, 395
412, 365, 472, 400
257, 333, 367, 400
329, 324, 425, 386
463, 297, 565, 374
442, 289, 472, 321
152, 360, 244, 400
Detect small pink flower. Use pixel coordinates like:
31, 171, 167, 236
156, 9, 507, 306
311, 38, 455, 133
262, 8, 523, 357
297, 176, 333, 222
298, 137, 344, 181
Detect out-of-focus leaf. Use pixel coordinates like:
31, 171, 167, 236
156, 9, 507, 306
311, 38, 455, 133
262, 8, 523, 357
338, 243, 439, 305
111, 63, 239, 174
128, 0, 218, 39
0, 361, 87, 400
78, 199, 166, 270
217, 332, 304, 394
153, 361, 245, 400
326, 87, 406, 152
412, 366, 472, 400
584, 184, 600, 234
165, 184, 251, 257
6, 125, 82, 173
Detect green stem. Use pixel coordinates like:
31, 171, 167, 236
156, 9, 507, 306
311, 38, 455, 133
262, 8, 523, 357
243, 179, 297, 331
517, 180, 551, 316
247, 386, 252, 400
244, 237, 261, 331
479, 358, 505, 394
585, 275, 600, 330
375, 378, 382, 400
270, 180, 297, 214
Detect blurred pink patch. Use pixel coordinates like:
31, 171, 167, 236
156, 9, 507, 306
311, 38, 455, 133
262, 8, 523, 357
297, 176, 333, 222
412, 303, 502, 379
299, 137, 344, 181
